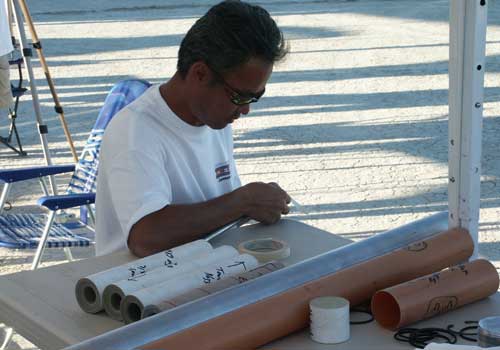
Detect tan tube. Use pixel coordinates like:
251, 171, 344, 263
371, 259, 499, 330
141, 228, 473, 350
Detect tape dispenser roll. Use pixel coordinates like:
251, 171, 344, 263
237, 238, 290, 263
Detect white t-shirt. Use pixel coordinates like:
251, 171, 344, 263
0, 0, 13, 56
95, 84, 241, 255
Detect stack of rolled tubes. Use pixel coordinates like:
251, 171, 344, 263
75, 240, 275, 324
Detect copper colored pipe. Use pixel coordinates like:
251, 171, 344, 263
371, 259, 499, 330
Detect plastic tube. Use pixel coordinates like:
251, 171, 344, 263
75, 240, 212, 313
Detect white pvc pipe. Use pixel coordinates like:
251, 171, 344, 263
121, 253, 259, 324
75, 240, 213, 313
102, 245, 238, 320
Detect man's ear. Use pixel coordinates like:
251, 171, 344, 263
187, 61, 211, 85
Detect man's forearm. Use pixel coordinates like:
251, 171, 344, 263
128, 187, 248, 257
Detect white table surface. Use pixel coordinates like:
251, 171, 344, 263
0, 218, 498, 350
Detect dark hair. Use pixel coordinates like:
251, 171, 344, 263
177, 0, 288, 78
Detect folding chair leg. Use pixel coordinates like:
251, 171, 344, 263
86, 204, 95, 226
0, 183, 11, 215
63, 247, 74, 262
38, 177, 49, 196
31, 210, 56, 270
0, 327, 14, 350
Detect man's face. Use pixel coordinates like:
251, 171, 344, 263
196, 58, 273, 129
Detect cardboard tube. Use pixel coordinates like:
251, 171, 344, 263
371, 259, 499, 330
121, 254, 259, 324
140, 228, 473, 350
102, 246, 238, 320
142, 261, 285, 319
75, 240, 212, 313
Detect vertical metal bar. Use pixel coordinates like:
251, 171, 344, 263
63, 247, 74, 262
11, 0, 58, 195
31, 210, 56, 270
448, 0, 488, 258
86, 204, 95, 226
0, 327, 14, 350
38, 177, 49, 196
0, 183, 12, 215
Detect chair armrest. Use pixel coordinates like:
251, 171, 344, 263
38, 193, 95, 211
0, 165, 75, 183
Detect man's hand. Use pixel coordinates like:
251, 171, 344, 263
237, 182, 291, 224
128, 182, 291, 257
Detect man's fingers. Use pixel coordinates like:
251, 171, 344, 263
267, 182, 291, 204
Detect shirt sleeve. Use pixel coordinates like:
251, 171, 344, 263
106, 149, 172, 240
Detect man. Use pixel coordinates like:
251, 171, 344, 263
96, 0, 291, 257
0, 0, 13, 110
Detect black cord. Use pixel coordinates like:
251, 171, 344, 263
395, 327, 457, 349
447, 321, 479, 342
459, 325, 478, 342
395, 321, 478, 348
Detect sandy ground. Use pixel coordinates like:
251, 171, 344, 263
0, 0, 499, 349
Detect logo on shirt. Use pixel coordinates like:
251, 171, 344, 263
215, 162, 231, 182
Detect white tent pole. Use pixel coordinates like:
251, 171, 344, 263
448, 0, 488, 258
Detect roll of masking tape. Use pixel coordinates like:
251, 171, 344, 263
237, 238, 290, 263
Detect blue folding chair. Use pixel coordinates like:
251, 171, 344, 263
0, 79, 152, 270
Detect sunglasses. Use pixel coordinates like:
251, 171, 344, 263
209, 67, 265, 106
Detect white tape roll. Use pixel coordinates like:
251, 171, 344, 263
237, 238, 290, 263
310, 296, 350, 344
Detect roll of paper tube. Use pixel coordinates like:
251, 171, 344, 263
371, 259, 500, 330
142, 261, 284, 319
102, 245, 238, 320
75, 240, 212, 313
121, 253, 259, 324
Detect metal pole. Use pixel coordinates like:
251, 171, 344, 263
0, 183, 12, 215
15, 0, 79, 163
10, 0, 58, 194
31, 210, 56, 270
204, 217, 250, 242
448, 0, 488, 258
